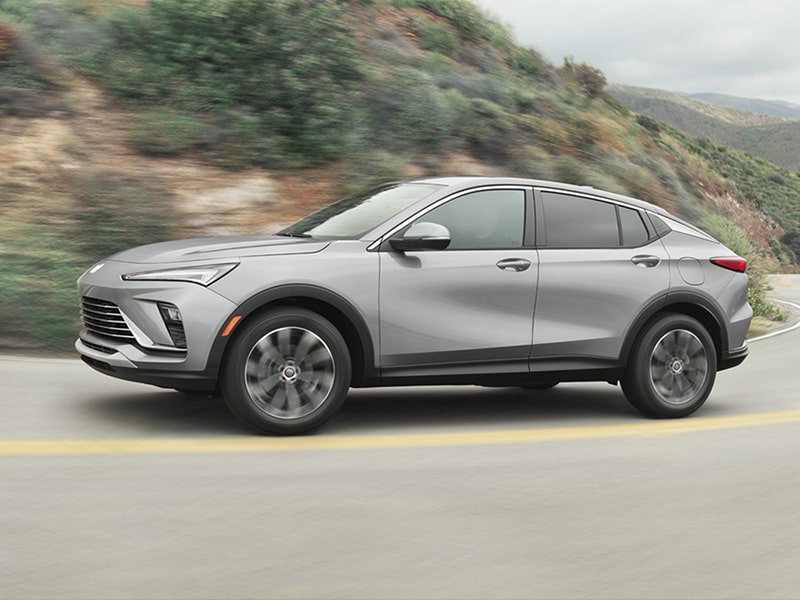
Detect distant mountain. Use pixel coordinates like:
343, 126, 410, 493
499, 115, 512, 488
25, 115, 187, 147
608, 84, 800, 172
689, 93, 800, 120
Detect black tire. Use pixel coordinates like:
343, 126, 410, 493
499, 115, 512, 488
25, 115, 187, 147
622, 313, 717, 418
221, 307, 351, 435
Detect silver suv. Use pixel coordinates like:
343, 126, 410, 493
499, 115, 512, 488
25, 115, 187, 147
76, 177, 751, 434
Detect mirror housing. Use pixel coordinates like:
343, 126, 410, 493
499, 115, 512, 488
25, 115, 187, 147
389, 222, 451, 252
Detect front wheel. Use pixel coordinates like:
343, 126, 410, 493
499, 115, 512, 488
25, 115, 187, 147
221, 308, 351, 435
622, 314, 717, 418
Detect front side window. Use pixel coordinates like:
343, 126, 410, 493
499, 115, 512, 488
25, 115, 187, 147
412, 189, 525, 250
280, 183, 442, 239
540, 192, 619, 248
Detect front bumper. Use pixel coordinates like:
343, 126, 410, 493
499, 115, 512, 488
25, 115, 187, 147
77, 337, 218, 391
75, 259, 238, 388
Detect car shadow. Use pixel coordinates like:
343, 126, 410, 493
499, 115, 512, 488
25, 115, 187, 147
329, 384, 638, 434
85, 390, 246, 436
85, 383, 738, 437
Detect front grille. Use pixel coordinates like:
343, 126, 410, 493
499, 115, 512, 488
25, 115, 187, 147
80, 297, 136, 343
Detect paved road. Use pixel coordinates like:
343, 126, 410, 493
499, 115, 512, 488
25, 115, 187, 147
2, 277, 800, 599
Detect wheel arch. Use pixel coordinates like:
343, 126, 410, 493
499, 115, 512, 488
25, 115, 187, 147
621, 291, 727, 366
206, 285, 378, 387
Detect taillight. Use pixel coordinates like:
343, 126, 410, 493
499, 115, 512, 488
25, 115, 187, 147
711, 257, 747, 273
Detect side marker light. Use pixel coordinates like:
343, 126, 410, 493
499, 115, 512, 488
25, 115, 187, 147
221, 315, 243, 337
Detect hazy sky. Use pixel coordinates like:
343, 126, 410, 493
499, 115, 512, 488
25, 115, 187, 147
476, 0, 800, 104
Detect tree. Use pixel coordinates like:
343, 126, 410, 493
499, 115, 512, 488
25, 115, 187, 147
562, 56, 607, 99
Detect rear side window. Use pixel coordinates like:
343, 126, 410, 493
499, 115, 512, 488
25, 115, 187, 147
540, 192, 618, 248
619, 206, 649, 247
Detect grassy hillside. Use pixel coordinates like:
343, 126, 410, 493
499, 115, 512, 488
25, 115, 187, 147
609, 84, 800, 172
1, 0, 797, 351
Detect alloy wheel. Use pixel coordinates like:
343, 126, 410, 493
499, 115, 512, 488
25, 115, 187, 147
244, 326, 336, 419
649, 328, 708, 405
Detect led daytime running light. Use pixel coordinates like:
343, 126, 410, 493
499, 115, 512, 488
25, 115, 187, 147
122, 263, 238, 286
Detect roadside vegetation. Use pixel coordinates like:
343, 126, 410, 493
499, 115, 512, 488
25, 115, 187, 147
0, 0, 797, 350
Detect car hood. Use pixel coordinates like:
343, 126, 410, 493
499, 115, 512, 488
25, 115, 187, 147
109, 235, 330, 264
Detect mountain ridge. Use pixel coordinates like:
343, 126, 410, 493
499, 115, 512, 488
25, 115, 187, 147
608, 83, 800, 172
688, 92, 800, 120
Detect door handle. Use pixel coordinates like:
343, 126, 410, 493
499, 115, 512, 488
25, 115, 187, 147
631, 255, 661, 268
496, 258, 532, 272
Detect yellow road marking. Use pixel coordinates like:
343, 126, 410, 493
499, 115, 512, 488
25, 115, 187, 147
3, 409, 800, 457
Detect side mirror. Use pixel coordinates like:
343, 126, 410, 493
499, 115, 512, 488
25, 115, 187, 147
389, 222, 451, 252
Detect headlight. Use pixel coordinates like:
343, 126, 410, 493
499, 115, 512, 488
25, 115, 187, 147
121, 263, 239, 286
77, 262, 105, 283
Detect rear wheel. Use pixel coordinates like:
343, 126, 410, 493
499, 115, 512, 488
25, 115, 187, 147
221, 308, 351, 435
622, 313, 717, 418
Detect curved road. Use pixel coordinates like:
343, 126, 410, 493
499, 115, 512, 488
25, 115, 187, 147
2, 276, 800, 599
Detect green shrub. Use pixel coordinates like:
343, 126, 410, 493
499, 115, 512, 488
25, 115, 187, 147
208, 110, 279, 170
562, 56, 607, 99
509, 47, 545, 79
565, 117, 599, 156
129, 109, 205, 156
83, 0, 363, 165
701, 213, 752, 257
435, 72, 513, 108
337, 150, 412, 196
73, 170, 176, 259
636, 114, 661, 134
0, 235, 84, 350
366, 68, 450, 150
460, 98, 516, 161
392, 0, 491, 42
485, 21, 514, 54
86, 50, 186, 104
420, 22, 458, 56
0, 0, 39, 22
507, 153, 557, 181
0, 22, 64, 94
552, 156, 592, 186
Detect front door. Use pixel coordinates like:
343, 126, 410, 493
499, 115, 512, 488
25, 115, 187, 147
378, 188, 538, 377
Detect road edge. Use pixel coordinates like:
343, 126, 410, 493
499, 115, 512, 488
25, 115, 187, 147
748, 299, 800, 342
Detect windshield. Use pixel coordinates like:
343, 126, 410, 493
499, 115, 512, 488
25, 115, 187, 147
279, 183, 442, 239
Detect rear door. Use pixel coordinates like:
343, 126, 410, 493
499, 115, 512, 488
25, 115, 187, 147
379, 187, 538, 377
531, 189, 670, 367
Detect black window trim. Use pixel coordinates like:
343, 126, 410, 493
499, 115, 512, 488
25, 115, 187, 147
614, 204, 624, 247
